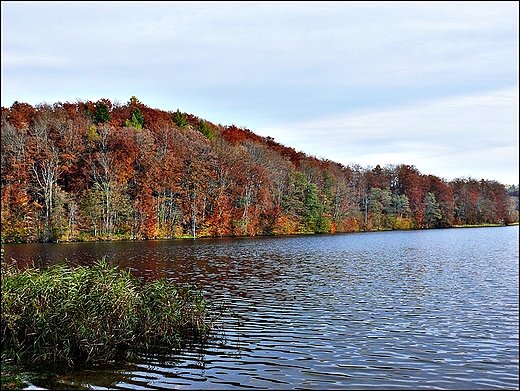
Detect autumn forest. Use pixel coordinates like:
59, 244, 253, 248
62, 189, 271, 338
1, 97, 518, 243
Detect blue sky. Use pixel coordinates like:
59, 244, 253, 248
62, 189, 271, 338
2, 1, 518, 184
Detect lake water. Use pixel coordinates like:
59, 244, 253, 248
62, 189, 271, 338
3, 226, 519, 390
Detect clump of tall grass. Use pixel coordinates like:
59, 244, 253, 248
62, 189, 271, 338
1, 258, 218, 366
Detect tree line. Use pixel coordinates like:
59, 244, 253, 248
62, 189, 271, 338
1, 97, 518, 243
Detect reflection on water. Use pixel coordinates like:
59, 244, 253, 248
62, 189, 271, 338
4, 226, 519, 390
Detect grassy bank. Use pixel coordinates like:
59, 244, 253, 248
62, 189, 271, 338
451, 223, 513, 228
1, 259, 219, 368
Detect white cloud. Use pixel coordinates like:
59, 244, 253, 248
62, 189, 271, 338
2, 53, 72, 67
258, 87, 519, 183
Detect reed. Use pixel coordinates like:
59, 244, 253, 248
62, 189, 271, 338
1, 258, 217, 366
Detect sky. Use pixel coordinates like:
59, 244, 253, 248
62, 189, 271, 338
2, 1, 519, 185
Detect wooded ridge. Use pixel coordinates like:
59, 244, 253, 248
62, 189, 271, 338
1, 97, 518, 243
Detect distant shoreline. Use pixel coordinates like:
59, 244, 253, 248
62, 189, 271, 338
3, 223, 517, 245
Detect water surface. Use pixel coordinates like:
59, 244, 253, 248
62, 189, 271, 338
4, 226, 519, 389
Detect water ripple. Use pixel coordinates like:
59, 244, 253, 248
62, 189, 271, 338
4, 227, 519, 390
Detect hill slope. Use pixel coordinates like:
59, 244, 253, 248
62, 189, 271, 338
1, 97, 517, 243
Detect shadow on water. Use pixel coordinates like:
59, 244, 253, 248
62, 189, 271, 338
17, 329, 238, 390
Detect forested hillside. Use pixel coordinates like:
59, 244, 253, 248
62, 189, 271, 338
1, 97, 518, 243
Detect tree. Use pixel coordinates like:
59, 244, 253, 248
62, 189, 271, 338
1, 120, 35, 242
196, 120, 215, 141
128, 96, 141, 106
172, 109, 188, 130
125, 108, 144, 130
506, 185, 519, 223
451, 178, 479, 225
303, 181, 327, 233
350, 165, 372, 229
94, 101, 110, 124
424, 192, 442, 228
392, 194, 411, 218
176, 130, 215, 238
28, 105, 63, 241
396, 164, 427, 226
7, 101, 35, 128
84, 124, 121, 237
282, 171, 327, 233
369, 187, 392, 230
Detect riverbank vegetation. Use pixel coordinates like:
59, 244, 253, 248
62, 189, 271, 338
1, 258, 218, 367
2, 97, 518, 243
1, 361, 27, 390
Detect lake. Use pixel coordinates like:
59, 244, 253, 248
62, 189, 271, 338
3, 226, 519, 390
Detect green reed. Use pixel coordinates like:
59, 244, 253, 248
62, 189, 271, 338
1, 258, 217, 366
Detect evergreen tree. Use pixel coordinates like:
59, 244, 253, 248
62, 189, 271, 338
392, 194, 411, 218
94, 102, 110, 124
196, 120, 215, 141
126, 108, 144, 130
172, 109, 188, 129
424, 192, 442, 228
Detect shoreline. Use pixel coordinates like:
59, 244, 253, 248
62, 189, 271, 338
2, 222, 517, 245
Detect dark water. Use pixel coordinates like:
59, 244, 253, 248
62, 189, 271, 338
3, 226, 519, 390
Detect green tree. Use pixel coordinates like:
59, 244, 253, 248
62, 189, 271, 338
196, 120, 215, 141
126, 108, 144, 130
283, 171, 327, 233
303, 181, 327, 233
424, 192, 442, 228
369, 187, 392, 229
94, 102, 110, 124
283, 171, 307, 219
392, 194, 411, 218
172, 109, 188, 129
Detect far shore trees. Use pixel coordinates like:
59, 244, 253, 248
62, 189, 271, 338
1, 98, 518, 243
